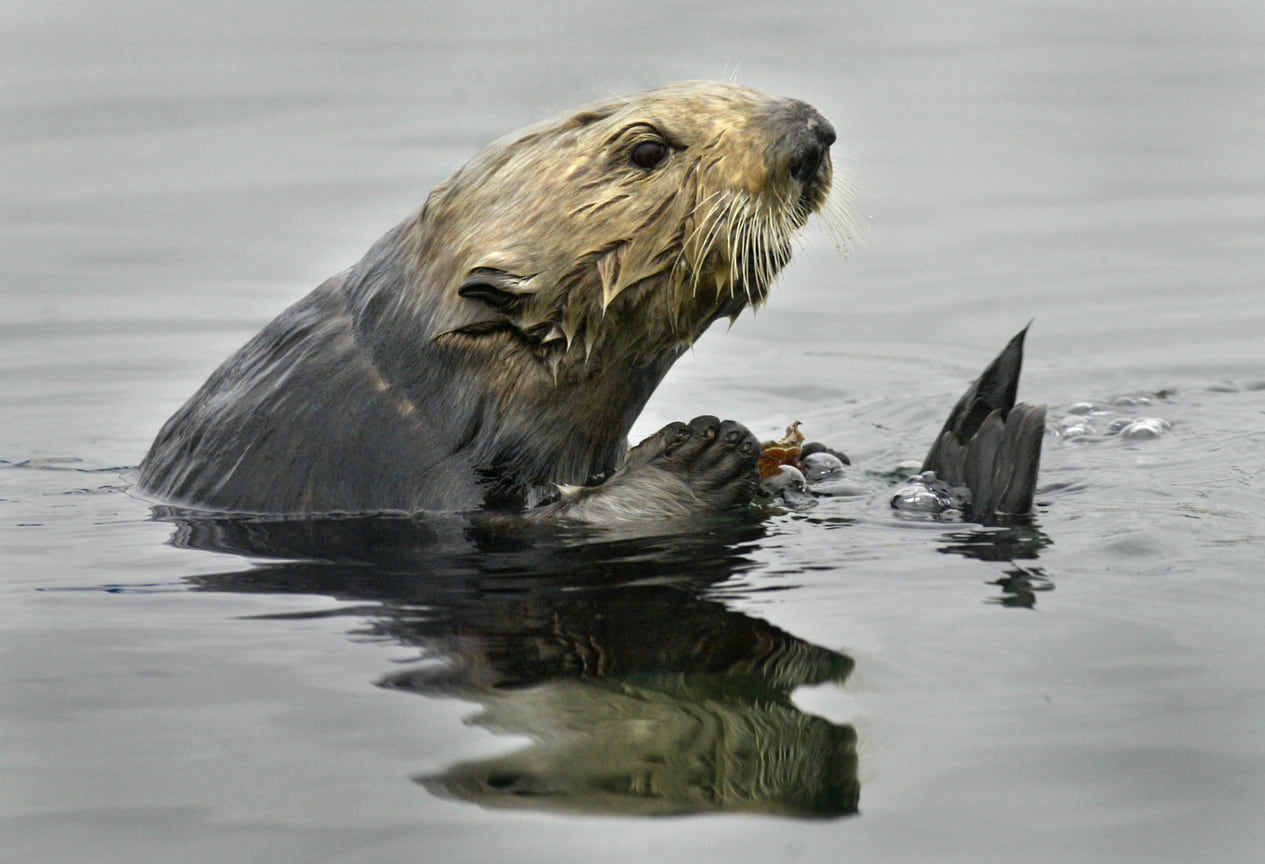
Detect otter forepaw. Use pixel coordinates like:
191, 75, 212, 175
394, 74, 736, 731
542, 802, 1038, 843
656, 415, 763, 511
538, 415, 761, 523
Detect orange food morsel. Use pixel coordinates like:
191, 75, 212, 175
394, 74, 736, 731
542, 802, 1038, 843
757, 421, 805, 479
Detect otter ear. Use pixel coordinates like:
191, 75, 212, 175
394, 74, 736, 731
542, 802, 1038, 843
451, 266, 566, 349
458, 268, 534, 312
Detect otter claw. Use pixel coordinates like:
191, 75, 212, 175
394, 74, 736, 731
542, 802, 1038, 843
687, 415, 721, 440
662, 421, 693, 455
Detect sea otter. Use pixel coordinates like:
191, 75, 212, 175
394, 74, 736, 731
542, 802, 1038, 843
138, 82, 848, 520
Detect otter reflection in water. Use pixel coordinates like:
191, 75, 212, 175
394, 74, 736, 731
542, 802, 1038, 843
176, 514, 859, 818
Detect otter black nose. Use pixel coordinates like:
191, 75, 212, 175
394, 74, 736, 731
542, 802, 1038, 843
784, 120, 834, 183
786, 109, 836, 184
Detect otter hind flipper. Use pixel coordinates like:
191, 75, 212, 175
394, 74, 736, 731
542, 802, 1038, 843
921, 326, 1046, 519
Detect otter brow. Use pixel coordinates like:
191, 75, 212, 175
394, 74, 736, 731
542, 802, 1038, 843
608, 122, 687, 151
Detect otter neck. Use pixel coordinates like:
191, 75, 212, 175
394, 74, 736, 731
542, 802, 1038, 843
469, 338, 687, 508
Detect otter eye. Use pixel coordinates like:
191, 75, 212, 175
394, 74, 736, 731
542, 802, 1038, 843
630, 140, 669, 170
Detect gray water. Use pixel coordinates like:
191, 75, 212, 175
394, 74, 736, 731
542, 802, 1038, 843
4, 1, 1265, 862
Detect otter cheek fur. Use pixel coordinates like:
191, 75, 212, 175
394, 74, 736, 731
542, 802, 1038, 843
137, 82, 848, 519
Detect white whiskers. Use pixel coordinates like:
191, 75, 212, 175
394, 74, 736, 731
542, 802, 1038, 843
669, 160, 867, 326
817, 172, 871, 257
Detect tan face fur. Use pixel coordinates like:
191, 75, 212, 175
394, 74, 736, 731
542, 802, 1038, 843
411, 82, 844, 379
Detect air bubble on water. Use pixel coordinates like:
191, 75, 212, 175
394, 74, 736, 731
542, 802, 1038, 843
801, 451, 846, 482
1118, 417, 1172, 441
890, 470, 969, 515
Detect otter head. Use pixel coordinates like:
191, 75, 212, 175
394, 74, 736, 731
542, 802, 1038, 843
422, 82, 844, 373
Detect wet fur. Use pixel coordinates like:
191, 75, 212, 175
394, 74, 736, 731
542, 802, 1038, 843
138, 83, 846, 516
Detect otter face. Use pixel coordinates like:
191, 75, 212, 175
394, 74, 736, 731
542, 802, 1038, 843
425, 82, 851, 373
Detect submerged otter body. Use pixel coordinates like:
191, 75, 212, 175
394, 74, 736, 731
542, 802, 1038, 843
138, 82, 843, 517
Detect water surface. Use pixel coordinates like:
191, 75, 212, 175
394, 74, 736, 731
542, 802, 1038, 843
4, 2, 1264, 862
